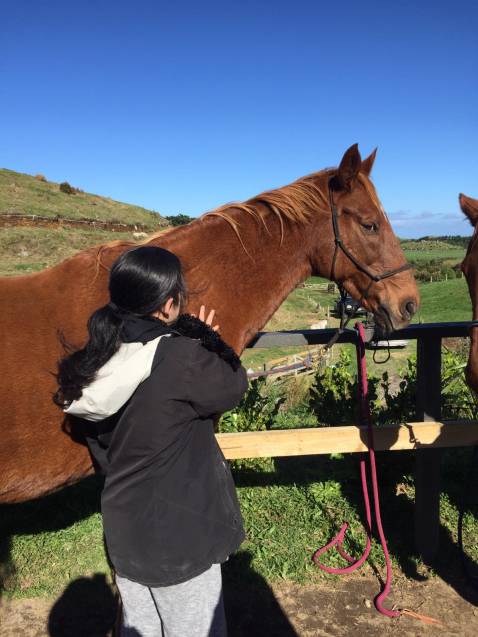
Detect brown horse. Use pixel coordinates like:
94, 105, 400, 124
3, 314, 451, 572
459, 193, 478, 392
0, 144, 419, 503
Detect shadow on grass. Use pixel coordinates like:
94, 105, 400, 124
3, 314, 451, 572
48, 573, 118, 637
43, 553, 296, 637
271, 450, 478, 607
1, 477, 297, 635
0, 474, 104, 597
223, 551, 298, 636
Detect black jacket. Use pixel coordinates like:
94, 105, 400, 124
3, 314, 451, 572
65, 315, 248, 586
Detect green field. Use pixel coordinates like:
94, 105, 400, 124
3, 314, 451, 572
404, 248, 465, 262
416, 277, 471, 323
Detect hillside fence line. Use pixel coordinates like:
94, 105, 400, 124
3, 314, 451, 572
0, 211, 166, 232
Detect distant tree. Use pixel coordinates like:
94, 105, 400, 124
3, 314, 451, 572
438, 235, 472, 248
165, 214, 194, 226
59, 181, 76, 195
417, 235, 471, 247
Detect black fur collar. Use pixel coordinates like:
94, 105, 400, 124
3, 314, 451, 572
174, 314, 241, 371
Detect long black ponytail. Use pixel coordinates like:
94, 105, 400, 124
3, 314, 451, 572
54, 246, 187, 407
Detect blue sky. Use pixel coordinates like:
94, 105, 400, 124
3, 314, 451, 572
1, 1, 477, 237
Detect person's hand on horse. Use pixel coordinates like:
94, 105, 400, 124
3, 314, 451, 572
196, 305, 220, 332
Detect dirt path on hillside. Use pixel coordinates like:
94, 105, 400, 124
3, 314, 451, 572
1, 574, 477, 637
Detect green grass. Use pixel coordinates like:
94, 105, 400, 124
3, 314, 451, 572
416, 278, 471, 323
3, 449, 477, 597
0, 477, 110, 598
404, 248, 465, 262
0, 168, 166, 228
6, 513, 108, 598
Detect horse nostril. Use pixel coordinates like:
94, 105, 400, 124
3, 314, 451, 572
403, 300, 417, 318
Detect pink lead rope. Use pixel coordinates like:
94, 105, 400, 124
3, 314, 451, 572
312, 322, 400, 618
312, 322, 442, 625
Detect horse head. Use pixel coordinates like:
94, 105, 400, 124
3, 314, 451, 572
308, 144, 419, 334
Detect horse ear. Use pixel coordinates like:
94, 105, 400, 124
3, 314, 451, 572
459, 193, 478, 227
335, 143, 362, 191
361, 148, 377, 177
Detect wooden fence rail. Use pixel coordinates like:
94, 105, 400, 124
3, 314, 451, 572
217, 420, 478, 459
231, 320, 478, 563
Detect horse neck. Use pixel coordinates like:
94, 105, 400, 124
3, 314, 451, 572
155, 207, 329, 352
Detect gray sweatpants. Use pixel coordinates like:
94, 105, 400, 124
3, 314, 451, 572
115, 563, 227, 637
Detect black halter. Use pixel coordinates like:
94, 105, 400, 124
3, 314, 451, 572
328, 181, 413, 293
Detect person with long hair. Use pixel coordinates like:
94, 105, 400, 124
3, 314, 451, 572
54, 246, 248, 637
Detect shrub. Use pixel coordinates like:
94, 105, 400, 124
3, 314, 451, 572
34, 174, 47, 182
219, 378, 284, 472
308, 346, 476, 426
413, 259, 462, 282
219, 378, 284, 434
59, 181, 76, 195
441, 348, 478, 419
165, 214, 194, 227
378, 358, 417, 424
308, 349, 380, 425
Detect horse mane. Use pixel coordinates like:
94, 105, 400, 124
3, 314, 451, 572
203, 169, 331, 246
202, 169, 387, 249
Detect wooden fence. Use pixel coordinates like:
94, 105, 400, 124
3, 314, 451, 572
246, 346, 330, 379
215, 321, 478, 563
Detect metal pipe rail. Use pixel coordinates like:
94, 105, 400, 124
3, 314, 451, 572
247, 320, 476, 349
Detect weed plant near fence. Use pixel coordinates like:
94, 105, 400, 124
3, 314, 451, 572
222, 347, 478, 434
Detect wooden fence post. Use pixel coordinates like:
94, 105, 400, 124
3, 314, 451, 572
415, 335, 442, 563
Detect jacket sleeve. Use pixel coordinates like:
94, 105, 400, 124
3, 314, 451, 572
185, 340, 249, 417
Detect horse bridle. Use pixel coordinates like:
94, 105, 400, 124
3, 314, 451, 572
324, 180, 414, 349
328, 180, 413, 292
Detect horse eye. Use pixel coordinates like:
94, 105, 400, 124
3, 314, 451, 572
362, 222, 379, 233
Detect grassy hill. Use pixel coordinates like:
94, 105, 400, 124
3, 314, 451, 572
403, 248, 465, 262
0, 168, 172, 276
416, 277, 471, 323
402, 235, 471, 249
0, 168, 166, 228
401, 238, 460, 251
401, 237, 467, 265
